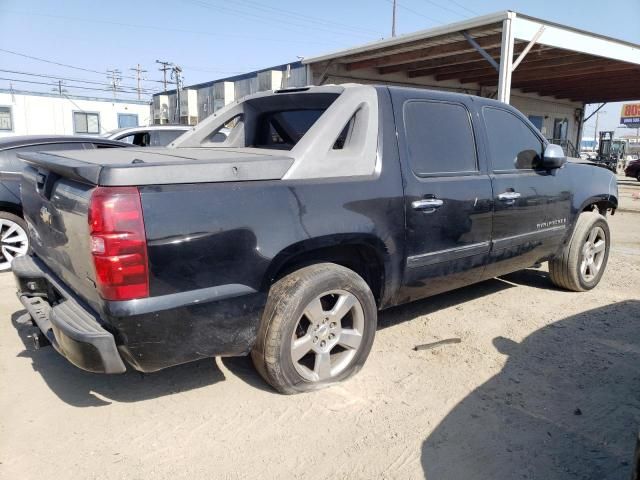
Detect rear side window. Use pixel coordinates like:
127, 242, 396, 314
403, 100, 477, 175
483, 107, 544, 171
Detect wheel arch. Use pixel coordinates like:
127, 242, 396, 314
0, 201, 23, 218
578, 194, 617, 215
263, 234, 389, 307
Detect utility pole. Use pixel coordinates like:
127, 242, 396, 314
171, 64, 183, 123
130, 64, 148, 100
391, 0, 397, 37
156, 60, 171, 92
107, 69, 122, 98
593, 109, 606, 148
51, 80, 67, 96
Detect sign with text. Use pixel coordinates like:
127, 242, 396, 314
621, 103, 640, 128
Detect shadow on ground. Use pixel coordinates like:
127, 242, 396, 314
378, 268, 552, 329
421, 300, 640, 480
12, 310, 226, 407
10, 269, 557, 406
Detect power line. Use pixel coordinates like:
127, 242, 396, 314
381, 0, 445, 26
229, 0, 383, 36
0, 68, 157, 93
448, 0, 479, 16
419, 0, 474, 19
0, 76, 152, 96
0, 47, 163, 85
182, 0, 379, 40
0, 9, 346, 47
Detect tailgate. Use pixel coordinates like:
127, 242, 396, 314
20, 162, 101, 308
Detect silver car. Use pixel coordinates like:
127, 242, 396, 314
102, 125, 192, 147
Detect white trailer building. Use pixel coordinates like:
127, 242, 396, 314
0, 89, 151, 138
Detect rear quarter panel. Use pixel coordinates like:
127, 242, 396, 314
140, 172, 406, 303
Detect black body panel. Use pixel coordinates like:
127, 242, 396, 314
13, 85, 618, 374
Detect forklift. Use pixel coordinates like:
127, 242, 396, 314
595, 130, 626, 172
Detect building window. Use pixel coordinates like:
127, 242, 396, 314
528, 115, 544, 132
0, 106, 12, 131
117, 113, 139, 128
73, 111, 100, 134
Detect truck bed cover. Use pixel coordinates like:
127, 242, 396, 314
18, 147, 294, 186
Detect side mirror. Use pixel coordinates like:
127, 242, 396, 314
542, 143, 566, 169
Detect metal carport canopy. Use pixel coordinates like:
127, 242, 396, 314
302, 11, 640, 104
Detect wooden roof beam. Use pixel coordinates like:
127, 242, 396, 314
345, 33, 503, 71
377, 47, 503, 75
513, 73, 640, 90
474, 63, 639, 86
519, 78, 639, 94
403, 45, 551, 78
425, 52, 594, 81
439, 57, 609, 83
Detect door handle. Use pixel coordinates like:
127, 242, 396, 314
498, 191, 521, 202
412, 198, 444, 212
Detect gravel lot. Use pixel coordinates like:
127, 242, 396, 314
1, 180, 639, 480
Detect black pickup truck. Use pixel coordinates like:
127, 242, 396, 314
13, 85, 617, 394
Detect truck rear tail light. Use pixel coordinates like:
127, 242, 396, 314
89, 187, 149, 301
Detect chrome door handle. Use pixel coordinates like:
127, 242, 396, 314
498, 191, 521, 201
412, 198, 444, 212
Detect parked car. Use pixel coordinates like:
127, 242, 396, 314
624, 159, 640, 181
0, 135, 130, 272
102, 125, 192, 147
14, 85, 617, 394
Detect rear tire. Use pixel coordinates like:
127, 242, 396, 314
549, 212, 610, 292
0, 212, 29, 272
251, 263, 377, 394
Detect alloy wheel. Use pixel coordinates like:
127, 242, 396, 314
580, 226, 606, 282
290, 289, 365, 382
0, 218, 29, 271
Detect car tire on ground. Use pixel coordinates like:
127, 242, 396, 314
549, 211, 610, 292
0, 211, 29, 272
251, 263, 377, 394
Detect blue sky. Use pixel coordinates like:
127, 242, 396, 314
0, 0, 638, 134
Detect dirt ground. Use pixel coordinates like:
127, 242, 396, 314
1, 182, 639, 480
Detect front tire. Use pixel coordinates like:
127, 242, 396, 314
251, 263, 377, 394
0, 212, 29, 272
549, 212, 610, 291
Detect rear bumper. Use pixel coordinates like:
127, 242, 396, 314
13, 255, 126, 373
13, 254, 266, 374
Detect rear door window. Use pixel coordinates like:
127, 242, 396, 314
403, 100, 477, 175
483, 107, 544, 171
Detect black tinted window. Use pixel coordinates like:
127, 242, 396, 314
254, 109, 326, 149
403, 101, 477, 175
483, 107, 543, 170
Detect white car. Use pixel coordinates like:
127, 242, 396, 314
102, 125, 192, 147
